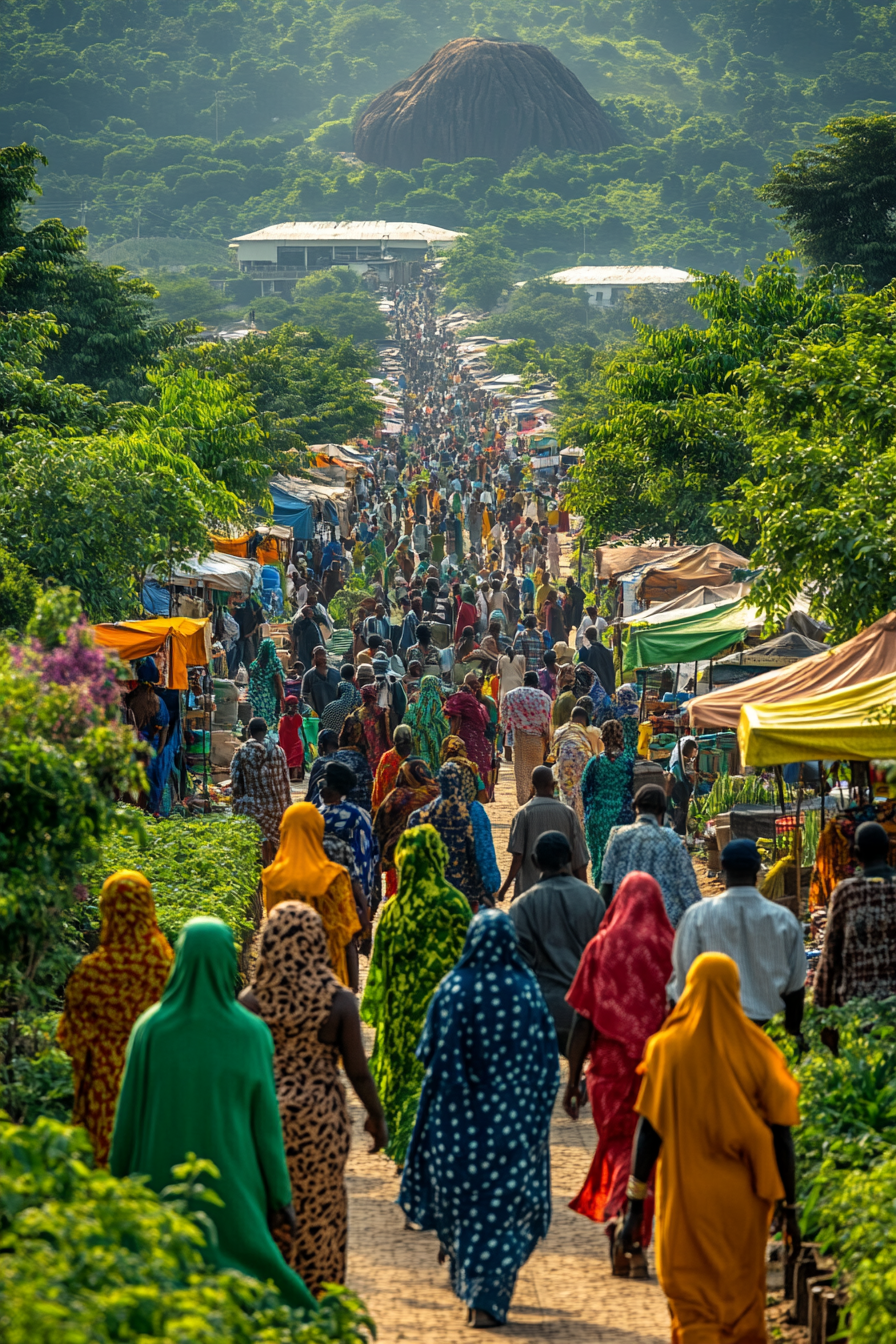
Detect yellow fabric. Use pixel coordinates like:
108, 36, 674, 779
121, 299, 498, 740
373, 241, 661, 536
92, 617, 211, 689
737, 671, 896, 766
262, 804, 360, 985
636, 953, 800, 1343
637, 722, 653, 757
264, 803, 346, 902
547, 509, 559, 526
482, 508, 492, 537
208, 532, 252, 557
256, 538, 279, 566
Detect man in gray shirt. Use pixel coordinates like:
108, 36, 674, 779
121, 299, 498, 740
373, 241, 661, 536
668, 838, 806, 1033
508, 832, 605, 1056
497, 766, 590, 900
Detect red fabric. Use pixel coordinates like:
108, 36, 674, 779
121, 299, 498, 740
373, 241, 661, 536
566, 873, 673, 1241
278, 714, 305, 770
454, 601, 477, 642
443, 691, 492, 798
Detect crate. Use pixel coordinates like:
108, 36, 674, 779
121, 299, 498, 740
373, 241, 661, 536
706, 847, 721, 871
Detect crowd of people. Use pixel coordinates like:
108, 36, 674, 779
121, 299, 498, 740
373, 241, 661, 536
56, 271, 896, 1342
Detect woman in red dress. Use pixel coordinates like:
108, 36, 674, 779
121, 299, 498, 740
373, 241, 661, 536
277, 696, 305, 781
561, 872, 673, 1276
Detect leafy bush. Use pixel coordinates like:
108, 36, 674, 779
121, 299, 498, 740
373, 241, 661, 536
85, 811, 263, 948
0, 1116, 376, 1344
0, 544, 39, 634
0, 1011, 72, 1126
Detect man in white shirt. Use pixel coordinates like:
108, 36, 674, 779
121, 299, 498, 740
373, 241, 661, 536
575, 606, 609, 650
668, 838, 806, 1032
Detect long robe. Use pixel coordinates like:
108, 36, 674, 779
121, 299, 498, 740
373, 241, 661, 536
110, 917, 317, 1311
636, 953, 800, 1343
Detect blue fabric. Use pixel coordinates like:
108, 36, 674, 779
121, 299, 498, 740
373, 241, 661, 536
399, 910, 559, 1323
318, 799, 379, 898
141, 580, 171, 616
269, 484, 314, 539
469, 802, 501, 896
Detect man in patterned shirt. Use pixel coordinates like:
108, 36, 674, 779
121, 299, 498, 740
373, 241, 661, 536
513, 613, 546, 672
600, 785, 702, 928
230, 717, 292, 864
815, 821, 896, 1008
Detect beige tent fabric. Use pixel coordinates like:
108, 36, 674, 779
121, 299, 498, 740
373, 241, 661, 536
690, 612, 896, 730
634, 543, 750, 604
594, 544, 684, 581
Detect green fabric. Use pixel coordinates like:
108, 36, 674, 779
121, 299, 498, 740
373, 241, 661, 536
110, 917, 316, 1312
248, 637, 282, 726
623, 599, 755, 672
581, 752, 635, 873
360, 825, 471, 1163
402, 674, 448, 772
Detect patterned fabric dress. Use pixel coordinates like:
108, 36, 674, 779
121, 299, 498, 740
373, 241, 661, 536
439, 734, 482, 800
581, 750, 635, 873
399, 910, 559, 1323
335, 717, 375, 809
252, 902, 352, 1296
373, 760, 440, 897
248, 638, 282, 727
555, 722, 595, 825
443, 688, 492, 796
408, 763, 490, 907
402, 675, 448, 772
57, 871, 173, 1164
360, 824, 471, 1163
566, 872, 673, 1246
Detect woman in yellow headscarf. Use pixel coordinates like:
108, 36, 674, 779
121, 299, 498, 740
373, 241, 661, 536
533, 567, 551, 624
263, 802, 361, 986
619, 953, 800, 1341
57, 871, 174, 1164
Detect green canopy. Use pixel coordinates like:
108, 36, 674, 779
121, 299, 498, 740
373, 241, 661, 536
623, 599, 759, 672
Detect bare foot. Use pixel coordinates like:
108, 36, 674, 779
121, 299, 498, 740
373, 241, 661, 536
468, 1309, 502, 1328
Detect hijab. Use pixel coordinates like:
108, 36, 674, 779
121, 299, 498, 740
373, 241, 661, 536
252, 901, 340, 1034
263, 802, 345, 907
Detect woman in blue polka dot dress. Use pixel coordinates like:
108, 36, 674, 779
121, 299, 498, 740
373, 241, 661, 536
399, 908, 559, 1327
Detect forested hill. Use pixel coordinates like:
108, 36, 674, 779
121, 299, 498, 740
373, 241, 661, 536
3, 0, 895, 274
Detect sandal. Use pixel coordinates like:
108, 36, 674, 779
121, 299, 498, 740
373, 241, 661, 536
611, 1235, 631, 1278
629, 1246, 649, 1279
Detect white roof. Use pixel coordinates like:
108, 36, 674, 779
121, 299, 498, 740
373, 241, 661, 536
551, 266, 694, 286
148, 552, 261, 597
231, 221, 463, 244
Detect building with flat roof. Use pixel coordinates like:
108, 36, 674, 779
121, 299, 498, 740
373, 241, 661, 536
229, 221, 463, 293
550, 265, 694, 306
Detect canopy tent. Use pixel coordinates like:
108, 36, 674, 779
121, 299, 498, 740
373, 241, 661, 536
595, 544, 684, 582
634, 543, 751, 605
269, 481, 315, 539
715, 631, 828, 669
93, 617, 212, 690
624, 599, 760, 674
622, 583, 754, 627
209, 530, 253, 558
690, 611, 896, 730
146, 552, 260, 598
737, 673, 896, 766
269, 473, 353, 537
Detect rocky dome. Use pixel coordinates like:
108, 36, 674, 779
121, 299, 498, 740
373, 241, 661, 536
353, 38, 619, 172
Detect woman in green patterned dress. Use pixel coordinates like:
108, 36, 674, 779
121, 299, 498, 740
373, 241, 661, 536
402, 674, 448, 772
581, 717, 635, 874
360, 823, 471, 1165
248, 637, 284, 728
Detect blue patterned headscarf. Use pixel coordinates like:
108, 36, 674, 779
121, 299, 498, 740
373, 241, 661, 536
614, 683, 640, 718
398, 908, 559, 1323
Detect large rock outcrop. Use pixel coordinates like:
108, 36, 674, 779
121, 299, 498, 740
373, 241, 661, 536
353, 38, 619, 172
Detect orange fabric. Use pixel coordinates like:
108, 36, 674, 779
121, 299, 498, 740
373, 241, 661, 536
691, 610, 896, 731
92, 617, 211, 689
372, 747, 403, 813
57, 871, 173, 1164
209, 532, 252, 557
256, 538, 280, 566
262, 803, 361, 984
636, 953, 799, 1342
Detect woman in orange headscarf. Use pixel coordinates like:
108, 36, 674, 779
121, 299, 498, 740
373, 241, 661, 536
57, 871, 174, 1164
263, 802, 361, 987
620, 953, 801, 1343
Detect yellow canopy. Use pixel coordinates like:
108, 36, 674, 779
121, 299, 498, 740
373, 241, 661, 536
737, 672, 896, 765
92, 617, 212, 689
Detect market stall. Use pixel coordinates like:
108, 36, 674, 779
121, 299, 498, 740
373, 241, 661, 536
623, 598, 761, 674
737, 672, 896, 767
633, 542, 750, 606
92, 616, 212, 690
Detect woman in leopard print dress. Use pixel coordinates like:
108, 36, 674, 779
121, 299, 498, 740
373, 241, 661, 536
241, 902, 387, 1294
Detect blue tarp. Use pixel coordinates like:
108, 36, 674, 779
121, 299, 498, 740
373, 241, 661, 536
142, 579, 171, 616
269, 483, 314, 539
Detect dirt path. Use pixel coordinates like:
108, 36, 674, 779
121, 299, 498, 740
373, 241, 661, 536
343, 720, 671, 1341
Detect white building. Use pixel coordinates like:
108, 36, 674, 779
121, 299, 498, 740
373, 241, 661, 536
229, 221, 463, 293
550, 265, 693, 306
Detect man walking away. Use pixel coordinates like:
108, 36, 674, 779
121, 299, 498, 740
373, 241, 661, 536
815, 821, 896, 1010
601, 785, 701, 928
508, 832, 605, 1057
498, 765, 590, 901
230, 717, 292, 865
668, 838, 806, 1032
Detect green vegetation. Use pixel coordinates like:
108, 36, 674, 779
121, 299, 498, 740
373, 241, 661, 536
4, 0, 896, 296
769, 999, 896, 1343
0, 1119, 375, 1343
251, 269, 388, 342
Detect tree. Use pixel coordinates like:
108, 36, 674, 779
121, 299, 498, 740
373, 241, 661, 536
717, 287, 896, 640
440, 228, 516, 312
759, 116, 896, 291
0, 544, 39, 632
564, 255, 862, 545
149, 272, 235, 327
0, 145, 187, 397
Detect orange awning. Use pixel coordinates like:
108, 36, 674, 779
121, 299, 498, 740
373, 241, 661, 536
93, 617, 212, 689
208, 531, 252, 558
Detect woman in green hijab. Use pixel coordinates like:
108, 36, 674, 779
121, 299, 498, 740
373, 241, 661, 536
249, 636, 284, 728
360, 824, 471, 1165
402, 673, 448, 772
110, 917, 316, 1312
